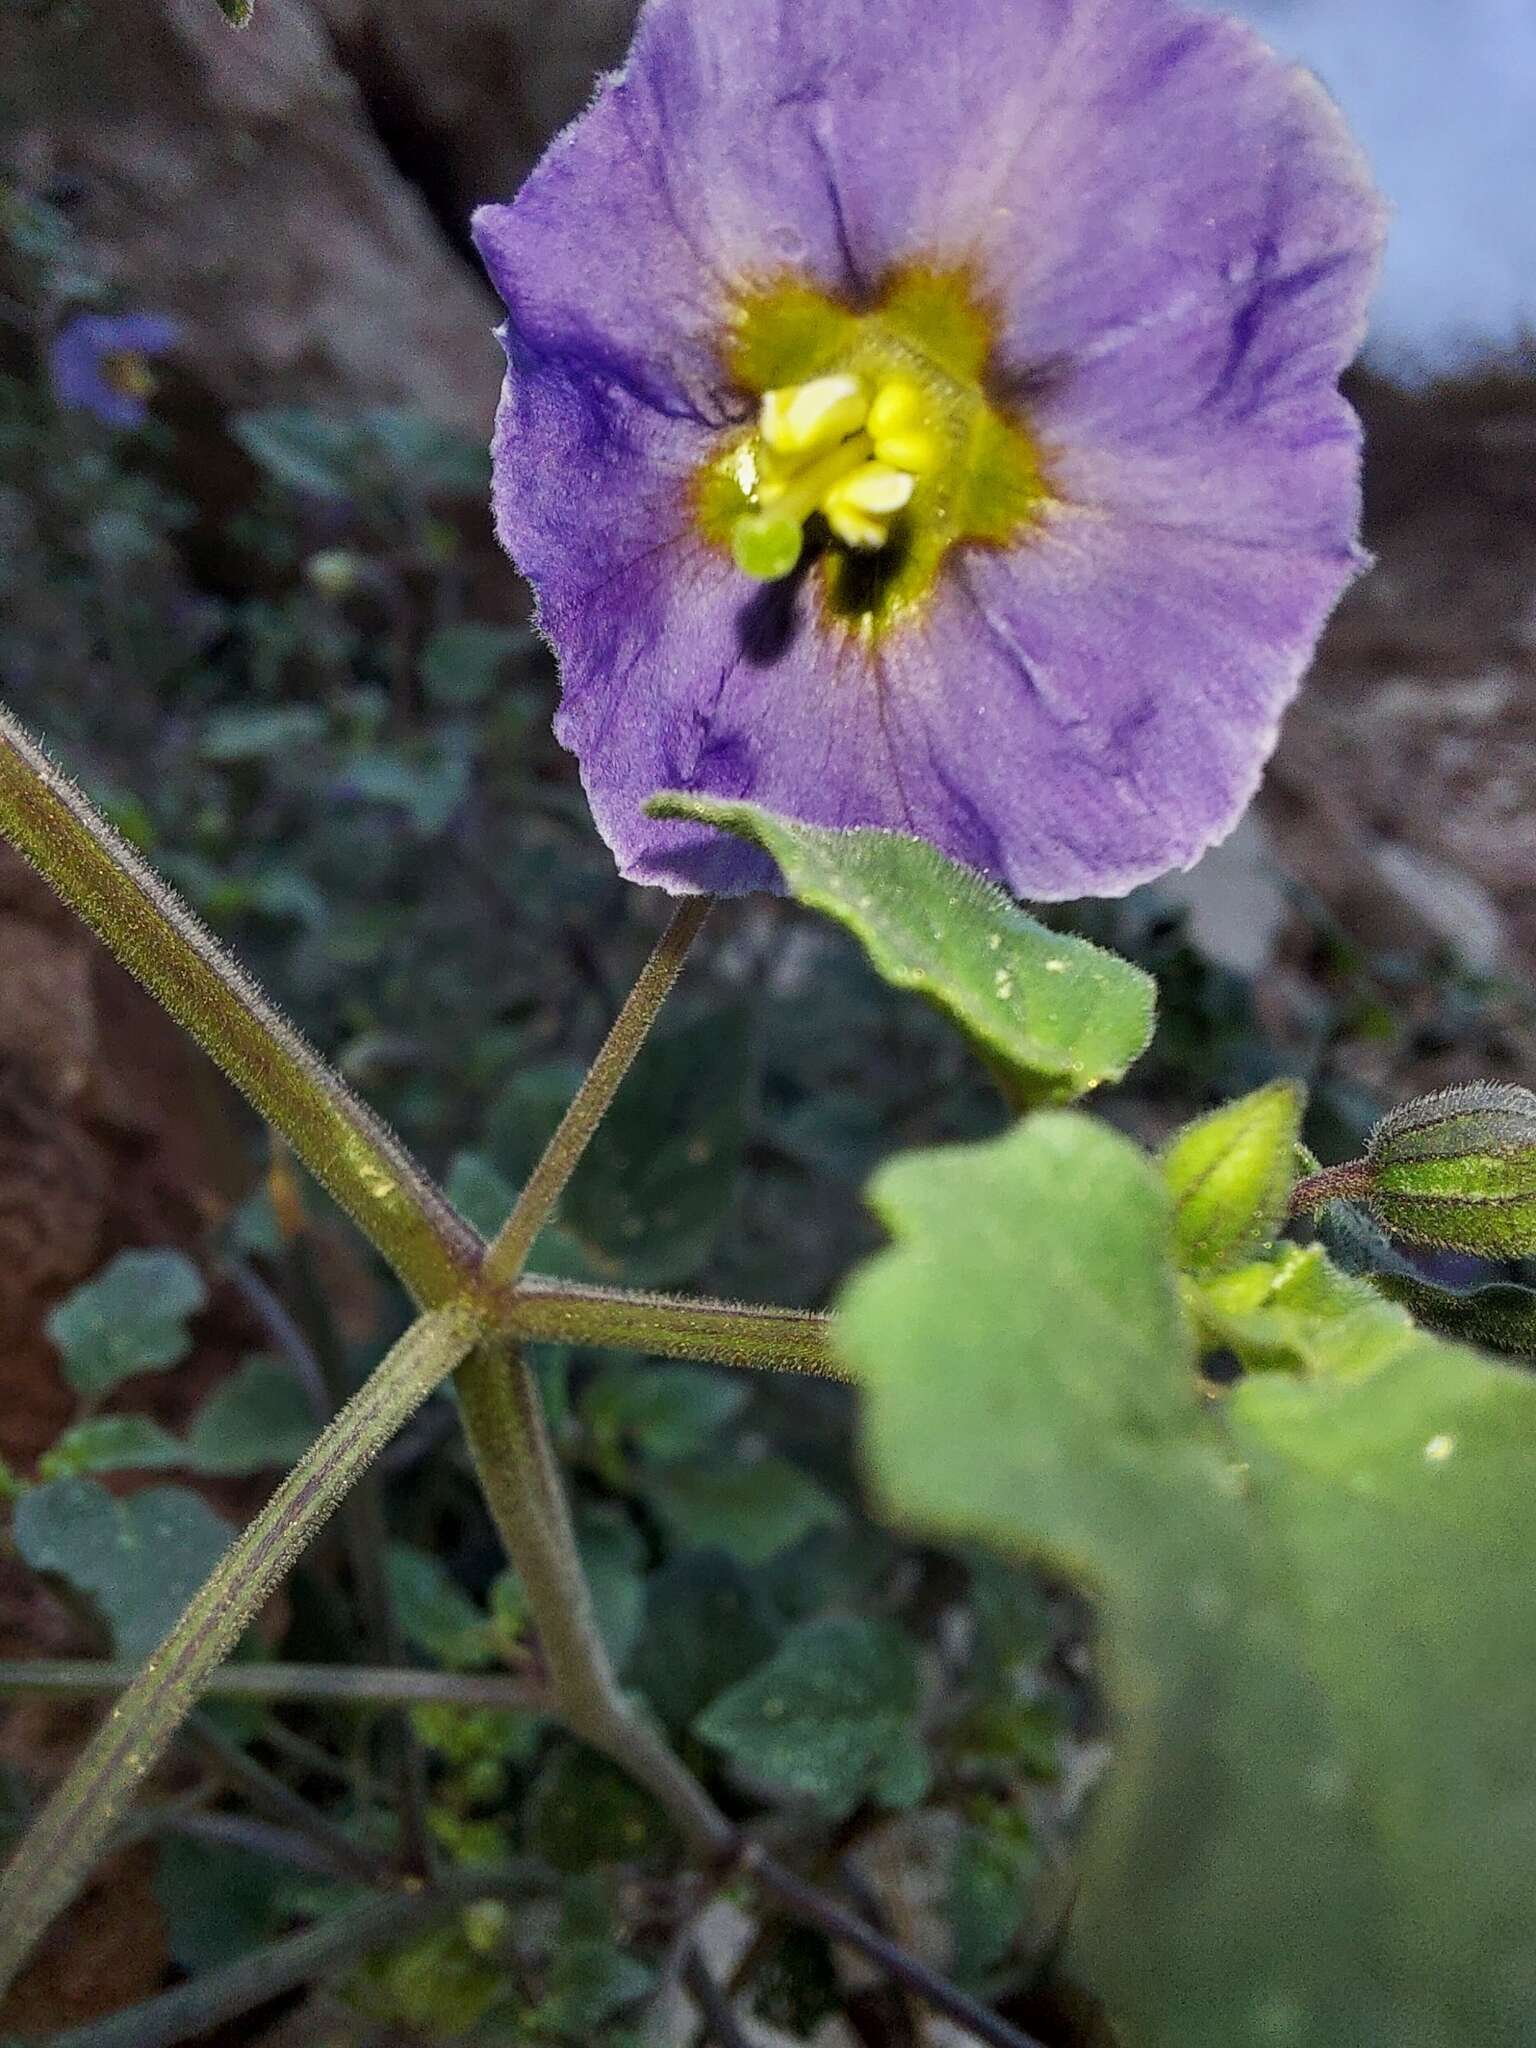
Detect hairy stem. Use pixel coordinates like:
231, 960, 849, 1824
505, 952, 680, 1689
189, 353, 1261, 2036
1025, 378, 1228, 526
0, 1658, 544, 1712
504, 1277, 843, 1377
0, 707, 477, 1304
745, 1846, 1047, 2048
0, 721, 832, 1378
459, 899, 737, 1855
457, 1342, 735, 1859
1288, 1159, 1374, 1216
483, 896, 712, 1287
0, 1310, 476, 1995
185, 1711, 388, 1887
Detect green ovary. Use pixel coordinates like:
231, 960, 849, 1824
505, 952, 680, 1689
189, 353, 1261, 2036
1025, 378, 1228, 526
695, 268, 1047, 639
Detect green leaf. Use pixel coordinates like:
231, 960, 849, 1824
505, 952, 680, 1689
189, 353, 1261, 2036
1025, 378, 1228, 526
384, 1543, 495, 1670
641, 1456, 841, 1567
182, 1356, 317, 1473
14, 1479, 233, 1659
532, 1937, 656, 2039
198, 705, 326, 764
420, 623, 524, 709
838, 1112, 1536, 2048
214, 0, 254, 24
750, 1927, 842, 2040
647, 796, 1154, 1106
444, 1150, 516, 1238
628, 1551, 779, 1735
342, 739, 469, 837
947, 1818, 1038, 1984
564, 1006, 753, 1284
38, 1415, 185, 1479
484, 1060, 585, 1187
154, 1836, 284, 1972
1319, 1200, 1536, 1359
581, 1361, 747, 1467
357, 407, 490, 495
1162, 1080, 1304, 1273
527, 1746, 673, 1872
231, 408, 357, 497
45, 1249, 208, 1399
1190, 1243, 1414, 1378
695, 1615, 923, 1816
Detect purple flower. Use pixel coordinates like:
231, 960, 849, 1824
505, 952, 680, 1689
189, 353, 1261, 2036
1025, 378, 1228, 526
48, 312, 180, 429
473, 0, 1384, 900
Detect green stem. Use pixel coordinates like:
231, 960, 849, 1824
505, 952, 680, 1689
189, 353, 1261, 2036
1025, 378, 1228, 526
504, 1276, 843, 1377
1288, 1159, 1374, 1217
461, 897, 732, 1856
0, 721, 829, 1379
483, 897, 712, 1288
0, 1658, 544, 1712
457, 1343, 734, 1859
0, 707, 476, 1305
184, 1710, 388, 1887
0, 1309, 476, 1996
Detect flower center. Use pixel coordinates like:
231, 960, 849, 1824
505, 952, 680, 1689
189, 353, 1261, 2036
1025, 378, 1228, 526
101, 351, 156, 401
731, 373, 942, 581
696, 268, 1047, 638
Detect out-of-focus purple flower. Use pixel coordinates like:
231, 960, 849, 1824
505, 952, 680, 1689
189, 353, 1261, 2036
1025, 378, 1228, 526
48, 312, 180, 429
473, 0, 1385, 900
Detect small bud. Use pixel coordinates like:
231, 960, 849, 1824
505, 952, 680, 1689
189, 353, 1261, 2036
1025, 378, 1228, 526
1361, 1083, 1536, 1258
461, 1898, 513, 1956
304, 548, 362, 599
1162, 1080, 1305, 1274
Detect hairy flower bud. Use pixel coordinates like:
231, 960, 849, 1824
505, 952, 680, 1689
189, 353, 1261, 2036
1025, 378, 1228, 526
1359, 1084, 1536, 1258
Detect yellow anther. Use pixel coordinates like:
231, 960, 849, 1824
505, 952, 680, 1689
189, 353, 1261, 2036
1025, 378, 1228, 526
823, 501, 889, 550
870, 426, 943, 475
868, 377, 942, 476
103, 351, 156, 401
760, 374, 868, 457
867, 376, 925, 437
829, 462, 916, 517
823, 462, 915, 552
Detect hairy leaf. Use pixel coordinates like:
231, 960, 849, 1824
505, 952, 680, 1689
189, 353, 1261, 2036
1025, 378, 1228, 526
46, 1249, 207, 1399
641, 1456, 841, 1567
839, 1113, 1536, 2048
38, 1415, 185, 1479
648, 796, 1154, 1104
628, 1550, 780, 1734
1322, 1196, 1536, 1357
183, 1356, 317, 1472
695, 1615, 925, 1816
15, 1479, 233, 1659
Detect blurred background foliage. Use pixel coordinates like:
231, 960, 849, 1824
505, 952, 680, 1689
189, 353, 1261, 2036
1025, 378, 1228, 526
0, 0, 1533, 2041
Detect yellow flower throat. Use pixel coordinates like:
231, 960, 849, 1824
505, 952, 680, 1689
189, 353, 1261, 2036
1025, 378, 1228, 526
697, 267, 1047, 637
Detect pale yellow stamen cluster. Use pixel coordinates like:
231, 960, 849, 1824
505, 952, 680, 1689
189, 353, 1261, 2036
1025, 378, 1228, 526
731, 371, 942, 580
102, 351, 156, 402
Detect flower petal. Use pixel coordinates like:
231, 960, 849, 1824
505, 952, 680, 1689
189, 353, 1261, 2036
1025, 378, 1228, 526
477, 0, 1384, 898
515, 338, 1352, 900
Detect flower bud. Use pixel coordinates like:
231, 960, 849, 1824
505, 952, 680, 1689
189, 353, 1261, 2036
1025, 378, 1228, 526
1362, 1083, 1536, 1258
303, 548, 362, 599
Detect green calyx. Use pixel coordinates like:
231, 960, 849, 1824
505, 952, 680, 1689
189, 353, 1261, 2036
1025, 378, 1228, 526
695, 267, 1046, 639
1361, 1083, 1536, 1259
